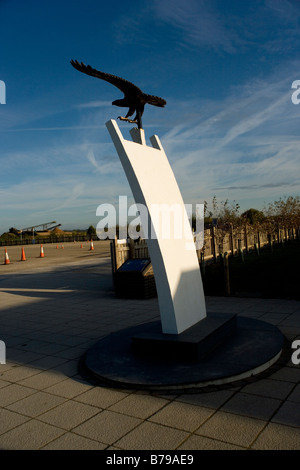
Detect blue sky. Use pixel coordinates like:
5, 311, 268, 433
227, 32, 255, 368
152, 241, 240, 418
0, 0, 300, 233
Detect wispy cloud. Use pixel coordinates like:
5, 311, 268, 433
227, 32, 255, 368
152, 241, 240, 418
85, 148, 120, 175
76, 100, 112, 109
3, 125, 102, 132
49, 183, 86, 212
265, 0, 300, 25
151, 0, 300, 55
219, 91, 290, 148
152, 0, 239, 53
216, 182, 297, 191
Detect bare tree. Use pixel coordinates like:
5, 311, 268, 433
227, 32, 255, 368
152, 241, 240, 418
264, 196, 300, 242
210, 196, 241, 255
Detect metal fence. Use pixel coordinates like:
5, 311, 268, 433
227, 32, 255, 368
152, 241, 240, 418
0, 235, 90, 247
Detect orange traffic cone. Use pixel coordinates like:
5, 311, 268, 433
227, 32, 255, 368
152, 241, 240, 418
21, 247, 26, 261
80, 243, 83, 249
90, 240, 94, 251
61, 245, 64, 249
40, 244, 45, 258
4, 248, 10, 265
56, 244, 59, 249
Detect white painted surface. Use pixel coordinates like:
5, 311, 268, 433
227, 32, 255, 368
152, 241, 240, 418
106, 120, 206, 334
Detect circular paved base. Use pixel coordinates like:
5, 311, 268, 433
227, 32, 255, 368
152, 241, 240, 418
83, 316, 284, 391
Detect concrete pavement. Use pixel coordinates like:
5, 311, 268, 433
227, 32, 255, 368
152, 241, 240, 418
0, 241, 299, 450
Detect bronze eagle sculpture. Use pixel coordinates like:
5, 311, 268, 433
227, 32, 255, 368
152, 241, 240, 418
70, 60, 166, 129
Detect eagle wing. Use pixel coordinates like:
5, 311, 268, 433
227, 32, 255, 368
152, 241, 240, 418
70, 60, 143, 97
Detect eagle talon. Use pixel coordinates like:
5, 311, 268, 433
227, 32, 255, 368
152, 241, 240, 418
118, 116, 138, 124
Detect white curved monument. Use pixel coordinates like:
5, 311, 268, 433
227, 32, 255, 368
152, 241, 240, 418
106, 119, 206, 335
75, 64, 283, 390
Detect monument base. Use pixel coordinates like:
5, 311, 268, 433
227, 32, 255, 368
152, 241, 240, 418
82, 314, 284, 391
131, 313, 236, 361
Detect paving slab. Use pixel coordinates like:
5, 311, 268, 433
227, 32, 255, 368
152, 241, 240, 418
240, 378, 295, 400
251, 422, 300, 450
271, 401, 300, 427
72, 410, 142, 445
178, 434, 244, 450
41, 432, 107, 450
108, 393, 169, 419
0, 419, 65, 450
6, 391, 66, 417
149, 401, 214, 432
114, 421, 189, 450
195, 410, 266, 447
38, 400, 100, 430
220, 392, 281, 420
